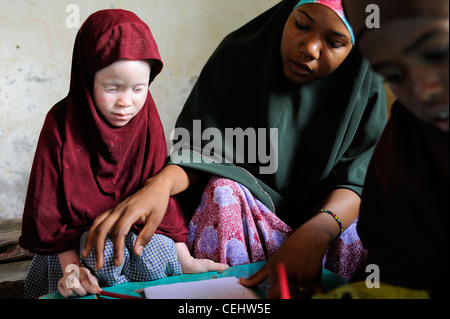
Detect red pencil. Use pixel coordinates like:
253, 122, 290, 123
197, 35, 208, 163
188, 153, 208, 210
97, 290, 144, 299
277, 262, 291, 299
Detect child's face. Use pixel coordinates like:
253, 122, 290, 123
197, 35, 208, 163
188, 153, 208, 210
359, 17, 449, 132
93, 59, 151, 127
281, 4, 353, 84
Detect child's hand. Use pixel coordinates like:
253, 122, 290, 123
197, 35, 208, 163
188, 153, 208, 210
58, 265, 102, 298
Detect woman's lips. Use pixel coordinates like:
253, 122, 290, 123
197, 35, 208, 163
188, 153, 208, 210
291, 60, 313, 76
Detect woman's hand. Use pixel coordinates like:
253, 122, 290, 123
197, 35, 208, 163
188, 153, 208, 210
81, 165, 194, 270
58, 265, 101, 298
81, 176, 171, 269
240, 189, 360, 298
240, 214, 334, 298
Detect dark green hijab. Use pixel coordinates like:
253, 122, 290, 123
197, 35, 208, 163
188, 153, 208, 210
169, 0, 387, 227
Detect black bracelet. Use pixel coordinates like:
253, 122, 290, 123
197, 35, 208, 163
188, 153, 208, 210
318, 209, 344, 236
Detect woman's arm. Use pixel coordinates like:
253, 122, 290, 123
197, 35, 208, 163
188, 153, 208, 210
240, 188, 360, 298
81, 164, 198, 270
316, 188, 361, 240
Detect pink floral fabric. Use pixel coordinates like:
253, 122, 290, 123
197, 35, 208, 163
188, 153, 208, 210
187, 176, 367, 279
187, 177, 294, 266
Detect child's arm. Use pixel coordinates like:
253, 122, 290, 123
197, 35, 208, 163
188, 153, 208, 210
57, 250, 101, 297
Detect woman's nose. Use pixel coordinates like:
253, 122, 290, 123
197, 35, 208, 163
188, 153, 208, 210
300, 37, 321, 60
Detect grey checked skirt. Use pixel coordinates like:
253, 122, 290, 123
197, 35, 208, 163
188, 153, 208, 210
23, 231, 182, 299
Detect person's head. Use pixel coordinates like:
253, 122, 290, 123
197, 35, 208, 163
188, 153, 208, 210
93, 59, 151, 127
72, 9, 163, 128
344, 0, 449, 132
281, 0, 355, 84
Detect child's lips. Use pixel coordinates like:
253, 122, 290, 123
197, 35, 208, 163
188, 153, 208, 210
434, 109, 449, 131
113, 113, 132, 118
436, 109, 449, 120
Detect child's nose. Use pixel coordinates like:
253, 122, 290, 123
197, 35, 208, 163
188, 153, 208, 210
117, 93, 132, 108
408, 66, 444, 106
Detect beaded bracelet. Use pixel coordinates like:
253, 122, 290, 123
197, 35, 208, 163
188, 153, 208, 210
318, 209, 344, 236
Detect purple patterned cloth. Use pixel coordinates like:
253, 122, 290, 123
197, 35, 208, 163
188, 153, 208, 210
187, 176, 367, 280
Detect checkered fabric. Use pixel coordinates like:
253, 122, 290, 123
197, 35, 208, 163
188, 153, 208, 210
23, 232, 182, 299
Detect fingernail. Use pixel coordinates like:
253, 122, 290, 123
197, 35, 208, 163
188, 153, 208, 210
137, 245, 144, 255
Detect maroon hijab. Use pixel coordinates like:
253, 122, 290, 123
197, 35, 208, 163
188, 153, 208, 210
20, 9, 187, 255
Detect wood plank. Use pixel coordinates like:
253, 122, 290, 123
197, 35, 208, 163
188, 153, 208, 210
0, 219, 32, 263
0, 219, 22, 248
0, 260, 31, 283
0, 219, 22, 232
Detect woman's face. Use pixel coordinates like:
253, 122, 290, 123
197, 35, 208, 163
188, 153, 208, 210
281, 3, 353, 84
359, 17, 449, 132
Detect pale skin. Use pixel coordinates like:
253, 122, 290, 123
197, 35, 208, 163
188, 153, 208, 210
58, 59, 227, 297
80, 5, 358, 299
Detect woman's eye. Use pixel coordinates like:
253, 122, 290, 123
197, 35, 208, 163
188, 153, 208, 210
328, 40, 344, 48
296, 22, 309, 31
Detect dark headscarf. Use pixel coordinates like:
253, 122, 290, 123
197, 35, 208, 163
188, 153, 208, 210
169, 0, 387, 227
20, 9, 187, 255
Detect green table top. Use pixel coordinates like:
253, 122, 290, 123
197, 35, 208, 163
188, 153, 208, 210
41, 261, 347, 299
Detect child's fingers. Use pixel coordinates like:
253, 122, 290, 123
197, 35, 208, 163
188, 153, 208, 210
80, 269, 102, 295
71, 278, 88, 297
58, 272, 87, 298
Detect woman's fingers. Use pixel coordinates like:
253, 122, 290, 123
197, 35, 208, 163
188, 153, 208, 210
110, 208, 141, 266
81, 210, 113, 262
133, 209, 165, 256
239, 263, 270, 288
82, 206, 135, 269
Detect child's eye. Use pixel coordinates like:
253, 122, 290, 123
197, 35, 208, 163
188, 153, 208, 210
105, 86, 118, 92
384, 70, 405, 83
133, 85, 148, 93
423, 45, 449, 63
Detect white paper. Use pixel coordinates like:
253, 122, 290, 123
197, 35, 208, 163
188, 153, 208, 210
144, 276, 258, 299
